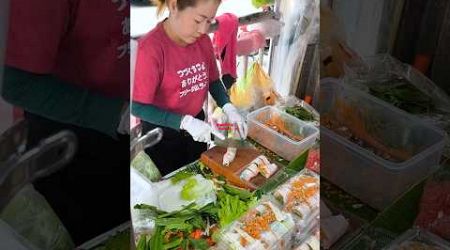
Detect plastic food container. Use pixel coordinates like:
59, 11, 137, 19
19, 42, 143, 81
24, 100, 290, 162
270, 169, 320, 246
271, 169, 319, 220
216, 198, 296, 250
320, 79, 447, 210
247, 106, 319, 161
383, 228, 450, 250
343, 54, 450, 158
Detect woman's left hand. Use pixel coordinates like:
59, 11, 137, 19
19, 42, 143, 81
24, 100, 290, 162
222, 103, 248, 139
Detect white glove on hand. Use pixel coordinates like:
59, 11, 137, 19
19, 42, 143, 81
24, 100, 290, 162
223, 147, 237, 166
222, 103, 248, 139
117, 103, 130, 135
180, 115, 212, 143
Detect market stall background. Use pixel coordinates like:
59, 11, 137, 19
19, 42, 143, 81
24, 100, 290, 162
319, 0, 450, 249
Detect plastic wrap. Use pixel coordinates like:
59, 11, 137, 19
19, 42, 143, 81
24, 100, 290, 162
271, 0, 319, 97
276, 96, 320, 127
270, 168, 320, 246
0, 184, 74, 250
384, 228, 450, 250
271, 169, 319, 220
216, 198, 296, 250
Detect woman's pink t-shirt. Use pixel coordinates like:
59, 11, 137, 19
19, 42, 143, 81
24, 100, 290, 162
133, 22, 220, 116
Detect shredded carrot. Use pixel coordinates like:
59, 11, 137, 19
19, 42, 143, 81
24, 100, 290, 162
242, 205, 276, 239
285, 176, 319, 211
190, 229, 202, 239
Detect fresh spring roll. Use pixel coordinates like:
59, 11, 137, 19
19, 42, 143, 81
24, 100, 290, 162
240, 167, 258, 182
257, 155, 271, 166
260, 231, 278, 248
292, 203, 312, 219
269, 221, 290, 239
307, 194, 320, 208
265, 201, 285, 222
246, 162, 260, 175
259, 163, 278, 178
274, 184, 290, 204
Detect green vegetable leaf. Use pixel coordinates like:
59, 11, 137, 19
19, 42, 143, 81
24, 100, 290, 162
149, 226, 164, 250
171, 170, 196, 184
181, 178, 199, 200
285, 106, 315, 121
223, 184, 254, 200
189, 215, 206, 230
181, 239, 189, 250
163, 237, 183, 250
136, 235, 148, 250
217, 191, 256, 227
133, 203, 158, 210
157, 203, 197, 219
133, 203, 166, 215
155, 217, 194, 226
287, 149, 309, 172
189, 239, 209, 250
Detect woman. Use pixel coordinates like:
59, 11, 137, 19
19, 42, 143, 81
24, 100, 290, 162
132, 0, 247, 176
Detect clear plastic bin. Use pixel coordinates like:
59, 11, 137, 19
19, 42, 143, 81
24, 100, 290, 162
320, 80, 447, 210
383, 228, 450, 250
247, 106, 319, 161
343, 54, 450, 158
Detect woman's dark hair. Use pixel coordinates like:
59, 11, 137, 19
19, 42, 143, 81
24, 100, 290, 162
152, 0, 221, 16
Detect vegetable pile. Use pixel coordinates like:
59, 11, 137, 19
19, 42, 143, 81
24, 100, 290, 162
134, 165, 258, 250
285, 106, 316, 122
217, 185, 258, 227
368, 80, 435, 114
135, 203, 218, 250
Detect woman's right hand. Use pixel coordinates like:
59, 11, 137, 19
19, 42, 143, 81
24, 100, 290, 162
180, 115, 213, 143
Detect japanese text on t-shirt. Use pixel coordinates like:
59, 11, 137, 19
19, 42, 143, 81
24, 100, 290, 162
113, 0, 130, 59
178, 62, 208, 98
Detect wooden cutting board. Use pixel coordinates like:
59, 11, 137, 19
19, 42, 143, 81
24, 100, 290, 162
200, 146, 277, 190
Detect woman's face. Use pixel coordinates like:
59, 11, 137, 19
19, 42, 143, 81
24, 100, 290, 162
169, 0, 219, 45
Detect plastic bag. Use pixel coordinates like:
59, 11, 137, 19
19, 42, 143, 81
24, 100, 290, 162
251, 0, 274, 8
276, 95, 320, 126
230, 62, 279, 111
131, 151, 161, 182
230, 66, 256, 110
344, 54, 450, 114
0, 184, 74, 250
0, 220, 39, 250
130, 167, 162, 244
320, 4, 359, 78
